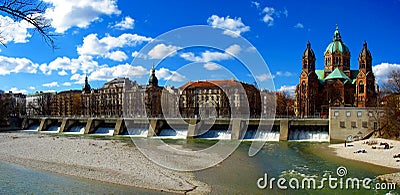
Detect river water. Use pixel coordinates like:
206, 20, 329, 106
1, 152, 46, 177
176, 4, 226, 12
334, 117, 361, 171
1, 136, 399, 194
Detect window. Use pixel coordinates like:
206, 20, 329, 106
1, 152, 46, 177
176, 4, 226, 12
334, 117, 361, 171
362, 121, 368, 128
340, 121, 346, 128
346, 111, 351, 117
359, 82, 364, 94
357, 111, 362, 117
368, 111, 373, 117
351, 121, 357, 128
334, 111, 339, 116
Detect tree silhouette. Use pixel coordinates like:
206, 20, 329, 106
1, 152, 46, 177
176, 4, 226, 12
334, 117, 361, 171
0, 0, 55, 48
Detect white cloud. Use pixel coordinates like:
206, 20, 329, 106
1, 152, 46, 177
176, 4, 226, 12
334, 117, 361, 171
0, 56, 39, 75
40, 55, 99, 75
8, 87, 27, 94
29, 86, 35, 90
180, 44, 241, 63
89, 64, 148, 81
77, 33, 152, 61
276, 71, 294, 77
207, 15, 250, 37
204, 62, 222, 71
58, 70, 68, 76
256, 73, 274, 81
0, 15, 33, 44
294, 23, 304, 29
70, 73, 86, 84
43, 81, 59, 87
105, 51, 128, 62
43, 0, 121, 33
262, 7, 275, 26
62, 82, 72, 86
155, 68, 186, 82
373, 63, 400, 83
278, 85, 296, 96
251, 1, 260, 9
112, 16, 134, 30
148, 44, 181, 59
132, 51, 147, 59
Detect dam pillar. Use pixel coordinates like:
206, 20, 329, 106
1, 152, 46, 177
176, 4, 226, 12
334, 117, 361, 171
187, 119, 198, 139
231, 119, 242, 140
114, 119, 125, 135
38, 118, 53, 131
279, 119, 289, 141
59, 118, 77, 133
84, 118, 103, 134
147, 119, 158, 137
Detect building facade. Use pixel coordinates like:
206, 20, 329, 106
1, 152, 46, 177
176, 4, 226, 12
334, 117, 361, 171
295, 25, 378, 117
178, 79, 261, 118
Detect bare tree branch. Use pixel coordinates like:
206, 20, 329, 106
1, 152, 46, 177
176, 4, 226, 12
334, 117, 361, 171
0, 0, 56, 49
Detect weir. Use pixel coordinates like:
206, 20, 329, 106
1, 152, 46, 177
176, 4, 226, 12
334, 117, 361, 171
22, 116, 330, 141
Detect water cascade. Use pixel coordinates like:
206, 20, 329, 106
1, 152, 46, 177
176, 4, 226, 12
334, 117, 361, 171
288, 129, 329, 141
124, 128, 149, 137
195, 130, 232, 140
63, 124, 86, 135
25, 124, 39, 131
243, 129, 280, 141
92, 126, 114, 135
156, 129, 188, 139
42, 124, 61, 133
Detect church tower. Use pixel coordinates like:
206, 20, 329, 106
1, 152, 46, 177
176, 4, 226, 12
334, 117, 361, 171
356, 41, 377, 107
295, 41, 320, 117
302, 41, 316, 73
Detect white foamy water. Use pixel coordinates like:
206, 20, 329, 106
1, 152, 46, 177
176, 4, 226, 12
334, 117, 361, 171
197, 130, 232, 140
63, 125, 85, 135
42, 125, 60, 133
24, 124, 39, 132
155, 129, 188, 139
288, 129, 329, 142
243, 130, 280, 141
125, 128, 149, 137
92, 127, 114, 135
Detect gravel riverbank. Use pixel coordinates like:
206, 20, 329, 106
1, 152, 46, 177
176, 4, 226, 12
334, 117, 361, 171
0, 132, 210, 194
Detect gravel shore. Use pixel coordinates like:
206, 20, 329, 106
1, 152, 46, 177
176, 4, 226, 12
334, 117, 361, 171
0, 132, 210, 194
329, 138, 400, 186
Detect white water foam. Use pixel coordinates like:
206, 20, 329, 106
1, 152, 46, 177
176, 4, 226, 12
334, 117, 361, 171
24, 124, 39, 132
288, 129, 329, 142
243, 130, 280, 141
42, 125, 60, 133
63, 125, 85, 135
197, 130, 232, 140
92, 127, 114, 136
125, 128, 149, 137
155, 129, 188, 139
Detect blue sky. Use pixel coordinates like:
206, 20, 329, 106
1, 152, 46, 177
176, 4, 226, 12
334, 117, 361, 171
0, 0, 399, 95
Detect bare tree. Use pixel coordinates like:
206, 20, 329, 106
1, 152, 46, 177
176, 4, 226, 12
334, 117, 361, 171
380, 69, 400, 138
276, 91, 294, 117
0, 0, 55, 48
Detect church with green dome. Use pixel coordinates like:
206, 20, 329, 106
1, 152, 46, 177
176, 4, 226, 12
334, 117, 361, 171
295, 25, 378, 117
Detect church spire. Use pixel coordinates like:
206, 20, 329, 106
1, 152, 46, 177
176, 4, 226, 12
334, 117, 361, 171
333, 24, 342, 41
82, 75, 91, 93
148, 64, 158, 87
302, 40, 315, 72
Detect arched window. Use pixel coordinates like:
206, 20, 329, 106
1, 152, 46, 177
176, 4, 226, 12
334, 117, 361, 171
359, 81, 365, 94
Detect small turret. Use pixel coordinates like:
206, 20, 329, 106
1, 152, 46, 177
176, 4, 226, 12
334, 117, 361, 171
148, 65, 158, 87
82, 75, 91, 93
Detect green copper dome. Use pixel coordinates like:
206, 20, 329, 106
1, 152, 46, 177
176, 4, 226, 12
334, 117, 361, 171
325, 25, 350, 54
